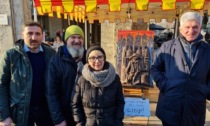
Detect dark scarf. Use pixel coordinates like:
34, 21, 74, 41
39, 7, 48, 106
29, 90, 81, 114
179, 33, 203, 44
82, 62, 116, 88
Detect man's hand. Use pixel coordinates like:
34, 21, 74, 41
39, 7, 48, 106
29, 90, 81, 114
55, 120, 67, 126
0, 117, 12, 126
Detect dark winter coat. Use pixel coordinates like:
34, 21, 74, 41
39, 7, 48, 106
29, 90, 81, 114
45, 45, 78, 125
0, 40, 55, 126
72, 75, 125, 126
151, 38, 210, 126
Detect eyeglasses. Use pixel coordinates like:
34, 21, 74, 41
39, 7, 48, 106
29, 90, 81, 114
88, 55, 104, 62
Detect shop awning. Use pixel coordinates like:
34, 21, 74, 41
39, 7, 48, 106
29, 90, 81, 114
33, 0, 210, 23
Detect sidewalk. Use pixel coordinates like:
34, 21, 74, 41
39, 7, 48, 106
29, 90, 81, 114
123, 85, 210, 126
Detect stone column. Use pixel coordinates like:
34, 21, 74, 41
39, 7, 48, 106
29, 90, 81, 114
101, 22, 116, 67
0, 0, 31, 57
49, 17, 63, 38
101, 19, 133, 68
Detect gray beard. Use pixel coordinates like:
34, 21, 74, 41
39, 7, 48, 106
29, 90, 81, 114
67, 46, 84, 59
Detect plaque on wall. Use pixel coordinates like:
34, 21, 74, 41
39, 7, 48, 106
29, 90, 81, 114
0, 14, 8, 25
117, 30, 154, 87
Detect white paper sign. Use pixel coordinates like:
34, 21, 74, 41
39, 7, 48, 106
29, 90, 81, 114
124, 97, 150, 117
0, 14, 8, 25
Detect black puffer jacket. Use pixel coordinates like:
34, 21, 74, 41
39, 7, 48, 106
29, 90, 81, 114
45, 45, 78, 125
72, 74, 125, 126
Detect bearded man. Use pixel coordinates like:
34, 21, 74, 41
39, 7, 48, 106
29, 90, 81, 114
45, 25, 85, 126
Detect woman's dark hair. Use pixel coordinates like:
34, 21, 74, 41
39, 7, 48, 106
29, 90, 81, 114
56, 32, 62, 40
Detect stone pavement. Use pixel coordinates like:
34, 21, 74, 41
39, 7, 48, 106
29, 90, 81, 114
123, 84, 210, 126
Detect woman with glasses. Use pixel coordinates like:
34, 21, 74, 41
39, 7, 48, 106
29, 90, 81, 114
72, 46, 125, 126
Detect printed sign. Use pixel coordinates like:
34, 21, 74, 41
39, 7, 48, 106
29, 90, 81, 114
124, 97, 150, 117
0, 14, 8, 25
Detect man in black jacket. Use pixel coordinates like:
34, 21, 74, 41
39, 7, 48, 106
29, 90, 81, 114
0, 21, 55, 126
46, 25, 85, 126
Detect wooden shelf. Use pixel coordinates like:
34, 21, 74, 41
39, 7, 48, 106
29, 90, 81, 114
122, 84, 152, 97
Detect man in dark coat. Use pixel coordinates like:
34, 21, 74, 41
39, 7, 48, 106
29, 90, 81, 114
151, 11, 210, 126
45, 25, 85, 126
0, 21, 55, 126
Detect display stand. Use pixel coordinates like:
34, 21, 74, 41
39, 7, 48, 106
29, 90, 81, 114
123, 84, 151, 126
140, 87, 149, 126
122, 84, 151, 97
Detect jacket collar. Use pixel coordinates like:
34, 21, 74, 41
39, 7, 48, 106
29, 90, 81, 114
23, 44, 43, 53
172, 37, 206, 72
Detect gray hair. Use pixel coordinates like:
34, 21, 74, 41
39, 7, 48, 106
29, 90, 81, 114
180, 12, 203, 26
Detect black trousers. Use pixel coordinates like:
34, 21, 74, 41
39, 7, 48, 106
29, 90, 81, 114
162, 121, 175, 126
27, 106, 53, 126
162, 121, 169, 126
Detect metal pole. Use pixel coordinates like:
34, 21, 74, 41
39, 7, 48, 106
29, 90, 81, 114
9, 0, 16, 43
33, 0, 38, 22
174, 18, 179, 38
68, 15, 70, 25
85, 20, 88, 49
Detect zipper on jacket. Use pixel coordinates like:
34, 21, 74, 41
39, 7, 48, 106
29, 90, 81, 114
189, 45, 192, 70
23, 58, 31, 125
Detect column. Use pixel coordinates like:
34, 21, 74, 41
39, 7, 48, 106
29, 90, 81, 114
0, 0, 31, 57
